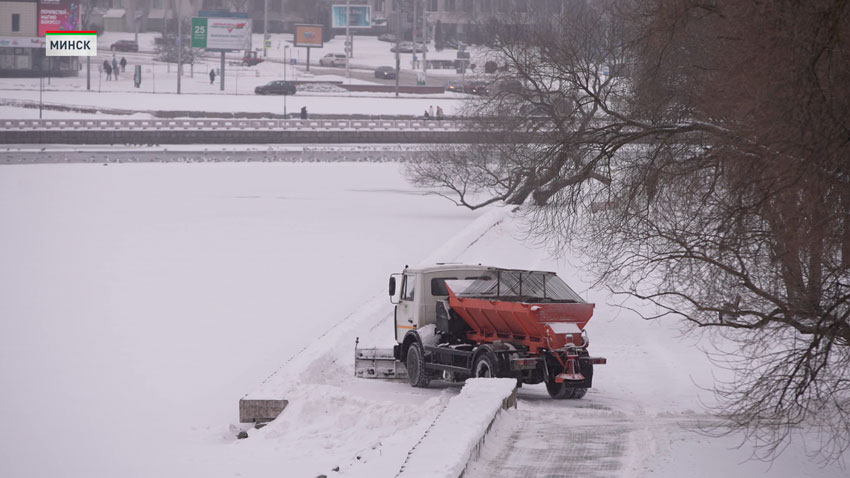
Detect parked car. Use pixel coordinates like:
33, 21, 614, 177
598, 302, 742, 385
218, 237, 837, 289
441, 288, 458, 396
254, 80, 296, 95
377, 33, 398, 43
241, 50, 264, 67
111, 40, 139, 52
390, 41, 428, 54
319, 53, 348, 67
374, 66, 397, 79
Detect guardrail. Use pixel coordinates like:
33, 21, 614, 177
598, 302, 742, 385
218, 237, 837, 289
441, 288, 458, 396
0, 119, 468, 132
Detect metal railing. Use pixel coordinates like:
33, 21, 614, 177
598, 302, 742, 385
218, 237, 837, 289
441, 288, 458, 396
0, 119, 468, 132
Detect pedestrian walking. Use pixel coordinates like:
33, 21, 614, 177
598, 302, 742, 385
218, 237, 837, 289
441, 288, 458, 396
429, 105, 434, 118
103, 61, 112, 81
209, 68, 216, 85
300, 106, 308, 120
112, 57, 118, 76
424, 109, 430, 120
436, 105, 444, 120
120, 57, 127, 72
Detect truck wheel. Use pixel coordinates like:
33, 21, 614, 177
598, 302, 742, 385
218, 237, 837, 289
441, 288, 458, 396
473, 352, 498, 378
406, 344, 430, 388
545, 379, 572, 399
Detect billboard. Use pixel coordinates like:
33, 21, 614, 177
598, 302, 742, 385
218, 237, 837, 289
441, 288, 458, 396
331, 5, 371, 29
191, 17, 252, 51
294, 24, 323, 48
38, 0, 80, 37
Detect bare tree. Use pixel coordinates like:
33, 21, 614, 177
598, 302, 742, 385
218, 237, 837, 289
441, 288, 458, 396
407, 0, 850, 462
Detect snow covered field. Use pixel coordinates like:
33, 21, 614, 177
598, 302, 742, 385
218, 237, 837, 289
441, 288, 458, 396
0, 162, 480, 477
0, 162, 846, 478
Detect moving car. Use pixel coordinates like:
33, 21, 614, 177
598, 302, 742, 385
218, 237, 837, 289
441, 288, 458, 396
390, 42, 428, 53
444, 80, 464, 93
319, 53, 348, 67
466, 81, 489, 96
374, 66, 397, 79
254, 80, 296, 95
444, 80, 489, 95
377, 33, 398, 43
111, 40, 139, 52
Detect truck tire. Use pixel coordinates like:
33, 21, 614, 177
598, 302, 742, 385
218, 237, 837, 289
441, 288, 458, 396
406, 343, 430, 388
473, 352, 498, 378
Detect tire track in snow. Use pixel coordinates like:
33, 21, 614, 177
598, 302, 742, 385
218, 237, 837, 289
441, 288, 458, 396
465, 409, 627, 478
464, 399, 717, 478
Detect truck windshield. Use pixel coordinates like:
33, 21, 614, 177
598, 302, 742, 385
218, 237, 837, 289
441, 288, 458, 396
448, 270, 584, 302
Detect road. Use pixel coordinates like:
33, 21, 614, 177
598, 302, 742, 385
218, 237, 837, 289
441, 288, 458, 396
0, 146, 433, 164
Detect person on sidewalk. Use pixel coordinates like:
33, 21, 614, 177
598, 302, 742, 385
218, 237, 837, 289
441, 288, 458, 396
112, 57, 119, 79
209, 69, 216, 85
103, 61, 112, 81
120, 57, 127, 72
300, 106, 308, 120
436, 105, 444, 120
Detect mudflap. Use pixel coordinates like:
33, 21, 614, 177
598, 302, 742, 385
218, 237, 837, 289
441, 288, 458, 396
355, 344, 408, 380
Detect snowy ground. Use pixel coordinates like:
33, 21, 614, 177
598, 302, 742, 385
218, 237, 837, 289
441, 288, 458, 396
1, 161, 846, 478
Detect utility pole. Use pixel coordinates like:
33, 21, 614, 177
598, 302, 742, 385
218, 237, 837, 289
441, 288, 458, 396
412, 0, 417, 72
175, 0, 181, 94
84, 1, 90, 91
421, 0, 427, 83
344, 0, 350, 83
394, 11, 400, 98
263, 0, 268, 57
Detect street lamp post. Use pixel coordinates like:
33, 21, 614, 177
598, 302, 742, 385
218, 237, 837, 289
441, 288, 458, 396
284, 45, 289, 117
394, 12, 400, 98
263, 0, 268, 57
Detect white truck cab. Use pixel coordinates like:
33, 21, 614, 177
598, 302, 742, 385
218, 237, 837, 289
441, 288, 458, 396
389, 264, 493, 343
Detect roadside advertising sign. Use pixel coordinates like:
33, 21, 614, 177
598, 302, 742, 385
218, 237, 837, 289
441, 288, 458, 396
191, 17, 252, 51
38, 0, 80, 37
331, 5, 371, 29
294, 24, 324, 48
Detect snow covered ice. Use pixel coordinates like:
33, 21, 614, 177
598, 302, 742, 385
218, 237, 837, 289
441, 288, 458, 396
1, 162, 846, 477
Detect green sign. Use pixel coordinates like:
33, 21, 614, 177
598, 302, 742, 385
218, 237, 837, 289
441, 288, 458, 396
192, 18, 207, 48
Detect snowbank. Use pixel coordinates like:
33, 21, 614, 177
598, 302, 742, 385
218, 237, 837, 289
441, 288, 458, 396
397, 378, 518, 478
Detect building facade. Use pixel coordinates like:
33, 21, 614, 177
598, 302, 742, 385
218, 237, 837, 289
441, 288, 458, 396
0, 0, 80, 76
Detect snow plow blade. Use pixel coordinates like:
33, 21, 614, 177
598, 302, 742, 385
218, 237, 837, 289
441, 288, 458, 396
355, 342, 408, 379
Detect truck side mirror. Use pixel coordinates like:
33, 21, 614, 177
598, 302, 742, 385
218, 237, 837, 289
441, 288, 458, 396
389, 276, 396, 296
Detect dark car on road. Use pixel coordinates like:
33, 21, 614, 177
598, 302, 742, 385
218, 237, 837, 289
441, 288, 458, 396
374, 66, 396, 79
445, 80, 488, 95
466, 81, 489, 96
390, 41, 428, 53
445, 80, 464, 93
254, 80, 296, 95
111, 40, 139, 52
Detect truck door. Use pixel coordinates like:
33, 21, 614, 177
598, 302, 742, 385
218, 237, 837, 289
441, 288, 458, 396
395, 273, 417, 343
